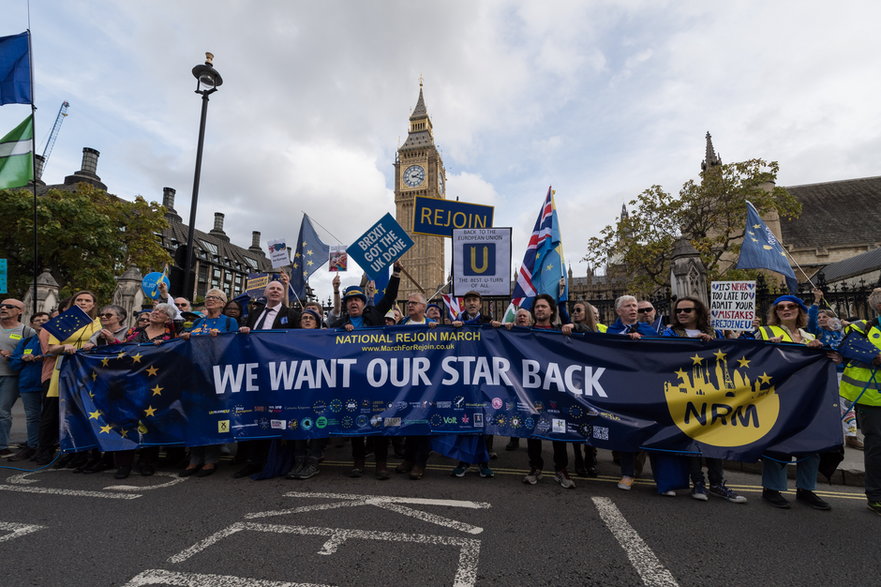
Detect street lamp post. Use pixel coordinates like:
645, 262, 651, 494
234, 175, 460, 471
182, 52, 223, 300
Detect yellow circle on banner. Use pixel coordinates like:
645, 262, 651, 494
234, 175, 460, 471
664, 354, 780, 447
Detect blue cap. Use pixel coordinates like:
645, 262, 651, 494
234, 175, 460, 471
771, 295, 808, 313
342, 286, 367, 303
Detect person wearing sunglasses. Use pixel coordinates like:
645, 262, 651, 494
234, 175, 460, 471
637, 300, 665, 334
756, 295, 830, 511
94, 305, 129, 345
659, 296, 746, 503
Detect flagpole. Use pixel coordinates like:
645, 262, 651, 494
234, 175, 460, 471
27, 29, 38, 315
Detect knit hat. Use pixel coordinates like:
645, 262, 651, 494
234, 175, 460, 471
771, 295, 808, 313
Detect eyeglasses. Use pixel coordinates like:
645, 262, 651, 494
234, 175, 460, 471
204, 296, 223, 301
572, 308, 584, 313
776, 303, 800, 311
0, 304, 22, 310
675, 307, 695, 314
637, 308, 654, 314
100, 313, 117, 318
137, 316, 151, 321
406, 301, 422, 305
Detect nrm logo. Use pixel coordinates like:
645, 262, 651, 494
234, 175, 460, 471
664, 350, 778, 447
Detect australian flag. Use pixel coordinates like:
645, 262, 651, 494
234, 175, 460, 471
0, 32, 31, 105
736, 200, 797, 293
510, 186, 569, 310
290, 214, 330, 302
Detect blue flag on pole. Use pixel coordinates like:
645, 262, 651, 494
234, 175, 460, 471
290, 214, 329, 302
510, 186, 569, 310
0, 32, 32, 105
736, 200, 797, 293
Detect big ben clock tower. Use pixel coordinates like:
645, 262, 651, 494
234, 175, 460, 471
394, 81, 446, 299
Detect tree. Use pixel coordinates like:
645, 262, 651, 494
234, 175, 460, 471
583, 159, 802, 293
0, 183, 171, 302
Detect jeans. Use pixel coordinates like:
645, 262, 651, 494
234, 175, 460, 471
762, 453, 820, 491
856, 404, 881, 502
0, 376, 20, 450
20, 391, 42, 449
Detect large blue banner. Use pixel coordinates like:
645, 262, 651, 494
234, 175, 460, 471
59, 326, 841, 461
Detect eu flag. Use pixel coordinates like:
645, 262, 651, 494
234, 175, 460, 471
290, 214, 330, 302
736, 201, 797, 292
0, 32, 31, 105
42, 305, 94, 342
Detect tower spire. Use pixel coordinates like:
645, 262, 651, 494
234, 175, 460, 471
701, 131, 722, 172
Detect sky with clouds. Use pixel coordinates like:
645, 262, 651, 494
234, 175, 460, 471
3, 0, 880, 297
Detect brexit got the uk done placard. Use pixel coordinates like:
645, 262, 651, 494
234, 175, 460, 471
58, 326, 841, 462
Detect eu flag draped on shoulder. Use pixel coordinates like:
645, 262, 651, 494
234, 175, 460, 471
735, 200, 798, 293
510, 186, 569, 311
0, 31, 32, 106
290, 214, 330, 302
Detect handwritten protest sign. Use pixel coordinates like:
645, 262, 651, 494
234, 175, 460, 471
710, 280, 756, 331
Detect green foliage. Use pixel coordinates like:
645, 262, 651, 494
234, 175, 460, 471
0, 184, 170, 302
584, 159, 802, 293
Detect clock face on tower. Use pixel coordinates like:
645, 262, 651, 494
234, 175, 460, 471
403, 164, 425, 187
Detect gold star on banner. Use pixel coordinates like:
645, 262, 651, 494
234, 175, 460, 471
303, 270, 310, 277
753, 224, 761, 229
100, 424, 112, 434
751, 238, 758, 242
91, 371, 97, 381
117, 351, 126, 359
758, 372, 772, 385
144, 405, 157, 417
88, 409, 101, 420
690, 354, 703, 365
145, 365, 159, 377
301, 241, 307, 247
88, 391, 95, 398
713, 350, 727, 361
101, 357, 110, 367
737, 356, 751, 368
307, 260, 314, 267
292, 262, 300, 269
306, 249, 314, 256
131, 353, 143, 363
119, 429, 129, 439
675, 368, 688, 379
546, 264, 554, 271
295, 252, 301, 259
151, 385, 163, 396
747, 230, 755, 236
762, 245, 772, 250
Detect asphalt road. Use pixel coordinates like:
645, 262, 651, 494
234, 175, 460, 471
0, 440, 877, 587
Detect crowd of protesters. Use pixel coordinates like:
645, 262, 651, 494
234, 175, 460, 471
1, 267, 879, 517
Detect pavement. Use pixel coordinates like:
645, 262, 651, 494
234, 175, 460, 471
4, 398, 869, 487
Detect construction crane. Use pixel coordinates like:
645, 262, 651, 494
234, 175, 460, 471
39, 100, 70, 175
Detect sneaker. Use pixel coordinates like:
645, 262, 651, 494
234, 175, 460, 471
617, 476, 634, 491
555, 469, 576, 489
691, 483, 709, 501
762, 488, 791, 509
796, 489, 831, 511
710, 483, 747, 504
114, 466, 131, 480
409, 464, 425, 480
6, 446, 35, 461
349, 461, 365, 478
394, 460, 412, 474
451, 464, 468, 478
523, 468, 542, 485
375, 464, 390, 481
296, 463, 320, 480
0, 448, 12, 457
867, 501, 881, 516
660, 490, 676, 497
478, 463, 494, 478
846, 436, 865, 450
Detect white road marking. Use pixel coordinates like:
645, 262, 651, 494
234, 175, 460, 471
592, 497, 679, 587
0, 521, 47, 543
104, 471, 188, 491
0, 484, 141, 499
244, 491, 488, 534
170, 522, 481, 587
122, 568, 332, 587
